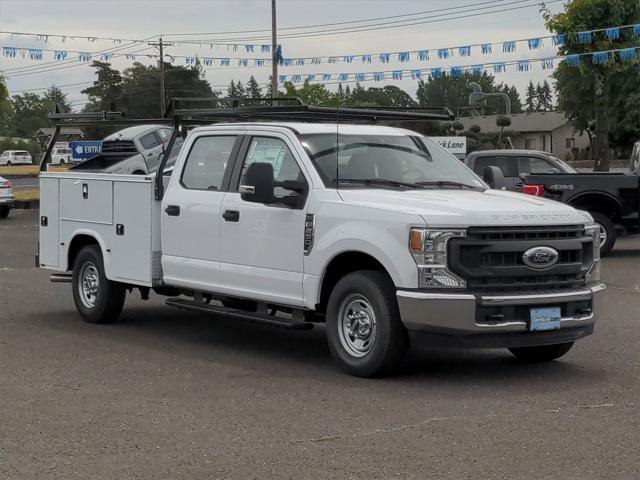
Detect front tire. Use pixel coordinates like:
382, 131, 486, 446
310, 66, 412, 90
72, 245, 126, 323
0, 206, 9, 218
590, 212, 616, 256
326, 271, 409, 377
508, 342, 574, 362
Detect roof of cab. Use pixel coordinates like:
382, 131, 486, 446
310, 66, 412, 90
192, 122, 412, 136
103, 124, 169, 141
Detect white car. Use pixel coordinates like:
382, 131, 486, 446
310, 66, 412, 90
0, 150, 32, 166
0, 176, 14, 218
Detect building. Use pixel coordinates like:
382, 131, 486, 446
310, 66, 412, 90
34, 127, 85, 150
458, 111, 590, 160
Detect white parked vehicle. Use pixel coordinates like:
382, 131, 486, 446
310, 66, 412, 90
50, 144, 73, 165
38, 112, 605, 377
71, 125, 176, 175
0, 150, 32, 166
0, 175, 14, 218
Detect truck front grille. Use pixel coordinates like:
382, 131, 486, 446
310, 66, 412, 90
101, 140, 138, 155
449, 225, 593, 292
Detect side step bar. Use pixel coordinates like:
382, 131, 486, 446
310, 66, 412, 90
165, 298, 314, 330
50, 273, 72, 283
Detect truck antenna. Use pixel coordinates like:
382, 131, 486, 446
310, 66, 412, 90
336, 95, 340, 190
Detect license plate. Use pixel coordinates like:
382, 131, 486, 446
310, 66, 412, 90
530, 307, 561, 331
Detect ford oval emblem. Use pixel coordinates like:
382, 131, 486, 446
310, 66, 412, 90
522, 246, 559, 269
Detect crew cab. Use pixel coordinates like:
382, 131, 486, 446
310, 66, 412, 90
71, 125, 177, 175
522, 153, 639, 255
38, 121, 605, 377
465, 149, 577, 193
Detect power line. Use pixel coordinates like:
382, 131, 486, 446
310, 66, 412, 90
1, 38, 155, 76
164, 0, 514, 37
3, 47, 155, 78
176, 0, 558, 43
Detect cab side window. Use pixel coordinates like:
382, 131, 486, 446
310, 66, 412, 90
139, 132, 161, 150
473, 156, 517, 178
181, 136, 237, 191
239, 137, 306, 200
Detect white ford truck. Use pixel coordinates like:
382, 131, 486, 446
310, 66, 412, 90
38, 115, 605, 377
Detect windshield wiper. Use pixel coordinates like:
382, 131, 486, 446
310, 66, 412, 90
338, 178, 423, 189
415, 180, 481, 190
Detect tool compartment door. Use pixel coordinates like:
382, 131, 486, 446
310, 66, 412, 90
110, 180, 154, 285
38, 176, 60, 268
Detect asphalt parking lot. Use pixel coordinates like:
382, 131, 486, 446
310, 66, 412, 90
1, 208, 639, 480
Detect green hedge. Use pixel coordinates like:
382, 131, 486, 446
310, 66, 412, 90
0, 138, 41, 163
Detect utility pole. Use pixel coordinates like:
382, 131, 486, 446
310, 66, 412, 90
149, 36, 172, 116
271, 0, 278, 102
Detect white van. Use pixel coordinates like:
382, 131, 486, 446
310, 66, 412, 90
51, 145, 73, 165
0, 150, 32, 166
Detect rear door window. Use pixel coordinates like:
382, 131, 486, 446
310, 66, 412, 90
181, 135, 238, 191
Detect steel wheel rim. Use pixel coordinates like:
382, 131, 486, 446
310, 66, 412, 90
337, 294, 377, 358
79, 261, 100, 308
596, 222, 607, 247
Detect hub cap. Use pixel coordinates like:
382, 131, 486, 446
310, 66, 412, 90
337, 294, 377, 358
79, 261, 100, 308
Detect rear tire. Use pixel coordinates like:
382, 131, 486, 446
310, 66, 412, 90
72, 245, 126, 324
508, 342, 574, 362
590, 212, 616, 256
0, 205, 9, 218
326, 271, 409, 377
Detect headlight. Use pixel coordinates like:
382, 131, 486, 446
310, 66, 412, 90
409, 228, 467, 288
585, 223, 601, 283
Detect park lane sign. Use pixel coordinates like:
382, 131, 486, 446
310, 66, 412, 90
70, 141, 102, 160
429, 136, 467, 156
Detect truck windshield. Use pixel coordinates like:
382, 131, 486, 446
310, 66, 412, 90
299, 133, 485, 190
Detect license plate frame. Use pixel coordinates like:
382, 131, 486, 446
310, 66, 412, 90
529, 306, 562, 331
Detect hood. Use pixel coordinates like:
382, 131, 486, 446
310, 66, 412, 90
337, 188, 592, 227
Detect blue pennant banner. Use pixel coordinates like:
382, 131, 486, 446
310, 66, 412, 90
528, 38, 542, 49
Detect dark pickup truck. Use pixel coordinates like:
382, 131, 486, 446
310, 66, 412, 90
524, 169, 638, 255
468, 146, 640, 255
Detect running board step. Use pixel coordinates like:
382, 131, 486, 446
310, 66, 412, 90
165, 298, 313, 330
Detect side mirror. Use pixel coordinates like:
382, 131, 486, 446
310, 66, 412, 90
483, 166, 507, 190
240, 162, 275, 204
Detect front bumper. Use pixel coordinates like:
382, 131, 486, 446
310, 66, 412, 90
0, 196, 14, 207
397, 283, 606, 348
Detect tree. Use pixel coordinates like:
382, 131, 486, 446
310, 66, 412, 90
347, 85, 416, 107
0, 75, 14, 136
82, 61, 123, 112
42, 86, 71, 113
246, 76, 263, 99
544, 0, 640, 171
525, 81, 537, 113
11, 93, 49, 138
416, 71, 522, 115
283, 81, 333, 105
539, 80, 554, 112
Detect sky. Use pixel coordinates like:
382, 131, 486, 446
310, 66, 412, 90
0, 0, 566, 109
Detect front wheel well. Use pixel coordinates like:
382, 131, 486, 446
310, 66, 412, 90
317, 251, 393, 315
67, 235, 101, 271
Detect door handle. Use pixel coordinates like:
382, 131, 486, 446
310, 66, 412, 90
222, 210, 240, 222
165, 205, 180, 216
